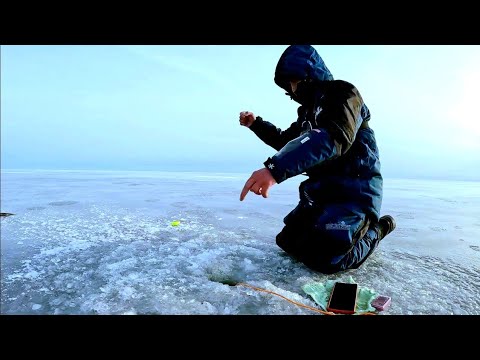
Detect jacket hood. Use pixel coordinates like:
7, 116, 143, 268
274, 45, 334, 96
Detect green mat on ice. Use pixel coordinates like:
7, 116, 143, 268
302, 276, 378, 314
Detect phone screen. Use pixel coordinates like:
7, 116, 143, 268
327, 282, 358, 314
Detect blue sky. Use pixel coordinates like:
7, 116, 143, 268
1, 45, 479, 180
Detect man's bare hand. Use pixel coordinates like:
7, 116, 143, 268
239, 111, 256, 128
240, 168, 277, 201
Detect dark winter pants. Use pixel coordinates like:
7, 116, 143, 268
276, 200, 382, 274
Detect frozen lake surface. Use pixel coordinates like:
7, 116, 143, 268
1, 170, 479, 315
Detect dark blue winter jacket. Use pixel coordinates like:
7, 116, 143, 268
249, 45, 383, 222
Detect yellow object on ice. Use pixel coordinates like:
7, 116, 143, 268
171, 220, 181, 227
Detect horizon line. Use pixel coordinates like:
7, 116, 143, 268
1, 167, 479, 182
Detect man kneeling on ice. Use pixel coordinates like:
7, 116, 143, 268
238, 45, 396, 274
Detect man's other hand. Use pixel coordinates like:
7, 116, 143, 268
239, 111, 256, 128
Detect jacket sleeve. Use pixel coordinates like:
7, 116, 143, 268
263, 81, 365, 184
248, 115, 301, 152
316, 80, 365, 155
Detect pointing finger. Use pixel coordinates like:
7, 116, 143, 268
240, 178, 256, 201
